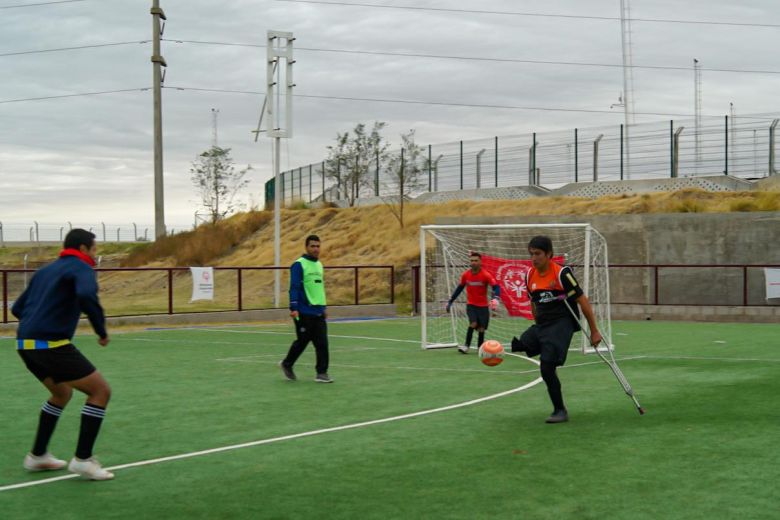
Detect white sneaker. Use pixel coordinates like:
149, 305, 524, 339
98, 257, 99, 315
23, 452, 67, 472
68, 457, 114, 480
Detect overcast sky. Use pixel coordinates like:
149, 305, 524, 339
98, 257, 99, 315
1, 0, 779, 229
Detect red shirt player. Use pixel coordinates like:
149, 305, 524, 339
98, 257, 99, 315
446, 252, 501, 354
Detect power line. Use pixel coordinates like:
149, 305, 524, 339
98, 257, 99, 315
163, 85, 699, 118
163, 38, 780, 76
275, 0, 780, 29
0, 88, 148, 104
0, 41, 149, 58
1, 0, 86, 9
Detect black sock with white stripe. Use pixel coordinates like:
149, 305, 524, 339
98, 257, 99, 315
32, 401, 64, 456
75, 403, 106, 460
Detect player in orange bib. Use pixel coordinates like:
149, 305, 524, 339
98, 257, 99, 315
510, 236, 602, 424
446, 252, 501, 354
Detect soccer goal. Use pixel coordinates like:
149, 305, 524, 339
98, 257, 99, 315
419, 223, 612, 354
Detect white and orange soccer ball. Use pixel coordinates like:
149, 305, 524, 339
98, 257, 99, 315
479, 340, 504, 367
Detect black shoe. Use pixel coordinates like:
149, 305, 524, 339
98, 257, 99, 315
279, 361, 296, 381
315, 373, 333, 383
511, 336, 525, 353
545, 409, 569, 424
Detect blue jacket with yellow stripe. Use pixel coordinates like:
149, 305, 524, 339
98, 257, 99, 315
12, 256, 107, 343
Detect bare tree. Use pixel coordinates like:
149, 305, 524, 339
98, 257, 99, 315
383, 130, 426, 228
190, 146, 251, 223
324, 122, 389, 206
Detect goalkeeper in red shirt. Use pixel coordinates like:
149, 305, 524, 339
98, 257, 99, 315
446, 252, 501, 354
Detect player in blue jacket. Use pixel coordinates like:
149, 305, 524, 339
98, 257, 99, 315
13, 229, 114, 480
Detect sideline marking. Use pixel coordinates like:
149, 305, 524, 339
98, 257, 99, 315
0, 373, 542, 493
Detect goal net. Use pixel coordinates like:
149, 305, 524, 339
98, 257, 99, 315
419, 224, 612, 354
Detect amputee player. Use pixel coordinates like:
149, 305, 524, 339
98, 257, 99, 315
511, 236, 602, 424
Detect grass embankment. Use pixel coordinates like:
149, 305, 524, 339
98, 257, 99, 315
4, 187, 779, 316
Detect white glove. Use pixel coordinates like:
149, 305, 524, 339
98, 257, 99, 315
489, 299, 499, 311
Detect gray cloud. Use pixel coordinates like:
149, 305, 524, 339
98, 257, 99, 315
1, 0, 779, 230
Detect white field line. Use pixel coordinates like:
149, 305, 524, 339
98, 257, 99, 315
0, 376, 543, 493
639, 354, 780, 363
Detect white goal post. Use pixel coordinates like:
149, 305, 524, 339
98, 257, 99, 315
419, 223, 612, 354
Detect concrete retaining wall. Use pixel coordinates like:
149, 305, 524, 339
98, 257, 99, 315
435, 212, 780, 323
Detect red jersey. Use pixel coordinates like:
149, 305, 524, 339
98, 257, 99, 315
459, 268, 498, 307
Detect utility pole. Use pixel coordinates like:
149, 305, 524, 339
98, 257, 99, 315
151, 1, 167, 239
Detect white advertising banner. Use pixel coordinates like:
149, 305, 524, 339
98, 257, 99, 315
190, 267, 214, 301
765, 268, 780, 300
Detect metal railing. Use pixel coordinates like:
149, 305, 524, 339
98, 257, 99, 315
269, 113, 780, 207
411, 264, 780, 314
1, 265, 395, 323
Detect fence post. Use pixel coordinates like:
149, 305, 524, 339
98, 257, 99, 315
299, 167, 303, 201
459, 140, 464, 190
2, 270, 7, 323
309, 165, 313, 203
281, 171, 286, 205
673, 126, 684, 178
476, 149, 486, 189
0, 221, 3, 248
117, 228, 121, 242
593, 134, 604, 181
390, 265, 395, 304
724, 115, 729, 175
670, 120, 674, 177
336, 159, 342, 200
434, 154, 443, 192
574, 128, 579, 182
167, 269, 173, 314
354, 267, 359, 305
620, 124, 624, 180
322, 161, 326, 203
494, 136, 499, 187
237, 268, 243, 311
34, 221, 39, 244
101, 222, 106, 242
375, 149, 380, 196
428, 144, 432, 192
770, 119, 779, 176
532, 133, 537, 185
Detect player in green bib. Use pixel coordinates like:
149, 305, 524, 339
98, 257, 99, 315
279, 235, 332, 383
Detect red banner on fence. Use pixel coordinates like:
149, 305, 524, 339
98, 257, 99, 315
480, 254, 564, 320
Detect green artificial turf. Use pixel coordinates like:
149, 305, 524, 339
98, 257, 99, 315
1, 319, 778, 519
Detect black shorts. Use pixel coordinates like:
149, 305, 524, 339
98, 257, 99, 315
516, 317, 576, 366
17, 344, 97, 384
466, 304, 490, 329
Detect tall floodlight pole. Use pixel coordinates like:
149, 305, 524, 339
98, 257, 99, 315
151, 1, 167, 238
619, 0, 635, 178
694, 59, 702, 174
257, 31, 294, 308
